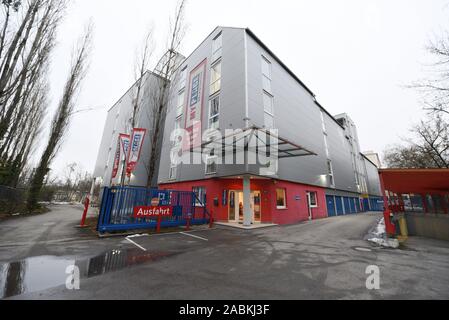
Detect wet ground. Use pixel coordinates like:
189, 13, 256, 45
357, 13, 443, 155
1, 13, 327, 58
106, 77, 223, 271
0, 248, 178, 299
1, 205, 449, 300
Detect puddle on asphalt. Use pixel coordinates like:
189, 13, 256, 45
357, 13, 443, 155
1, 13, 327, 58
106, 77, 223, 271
0, 248, 176, 299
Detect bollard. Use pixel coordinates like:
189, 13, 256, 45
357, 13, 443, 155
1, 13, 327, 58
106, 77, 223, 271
156, 214, 162, 233
79, 195, 90, 228
186, 216, 191, 231
209, 210, 214, 228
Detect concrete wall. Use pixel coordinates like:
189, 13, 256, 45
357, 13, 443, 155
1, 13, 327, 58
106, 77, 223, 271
406, 213, 449, 241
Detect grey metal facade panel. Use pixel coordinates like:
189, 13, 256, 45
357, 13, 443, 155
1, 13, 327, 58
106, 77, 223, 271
158, 27, 248, 184
364, 158, 382, 196
246, 33, 362, 192
325, 189, 362, 198
93, 106, 117, 179
94, 72, 164, 187
155, 27, 380, 197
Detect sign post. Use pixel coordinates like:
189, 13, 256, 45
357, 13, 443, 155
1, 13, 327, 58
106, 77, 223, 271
133, 205, 174, 233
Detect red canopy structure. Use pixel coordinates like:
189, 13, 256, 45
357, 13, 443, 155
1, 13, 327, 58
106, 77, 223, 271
379, 169, 449, 194
378, 169, 449, 235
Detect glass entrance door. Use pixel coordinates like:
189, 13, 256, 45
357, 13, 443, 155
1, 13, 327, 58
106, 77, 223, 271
228, 190, 261, 223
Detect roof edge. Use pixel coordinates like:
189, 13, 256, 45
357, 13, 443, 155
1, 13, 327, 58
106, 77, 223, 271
244, 28, 345, 130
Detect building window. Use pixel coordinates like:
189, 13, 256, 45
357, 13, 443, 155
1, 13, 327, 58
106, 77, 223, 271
205, 150, 218, 175
169, 164, 177, 180
262, 56, 274, 129
262, 56, 272, 93
208, 95, 220, 130
193, 187, 206, 206
276, 188, 287, 209
210, 61, 221, 95
327, 160, 335, 187
212, 32, 222, 62
177, 90, 185, 117
263, 92, 274, 129
307, 192, 318, 208
179, 66, 187, 90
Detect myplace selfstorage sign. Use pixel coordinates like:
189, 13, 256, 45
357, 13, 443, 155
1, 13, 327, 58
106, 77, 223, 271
133, 206, 173, 218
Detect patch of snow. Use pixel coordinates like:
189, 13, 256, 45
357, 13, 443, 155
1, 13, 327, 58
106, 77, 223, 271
372, 218, 386, 237
365, 217, 399, 249
367, 237, 400, 249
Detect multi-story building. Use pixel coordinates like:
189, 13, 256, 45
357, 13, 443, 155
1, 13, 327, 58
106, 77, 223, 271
363, 151, 383, 169
94, 26, 383, 227
93, 71, 167, 188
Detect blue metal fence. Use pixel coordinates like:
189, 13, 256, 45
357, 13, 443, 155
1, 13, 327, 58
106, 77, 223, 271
97, 186, 210, 234
325, 194, 384, 216
368, 196, 384, 211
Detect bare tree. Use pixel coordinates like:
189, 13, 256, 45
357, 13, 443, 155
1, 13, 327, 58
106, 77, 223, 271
27, 23, 93, 211
412, 33, 449, 118
132, 26, 155, 129
0, 0, 66, 187
146, 0, 187, 187
413, 114, 449, 168
58, 162, 92, 202
117, 27, 155, 186
384, 114, 449, 169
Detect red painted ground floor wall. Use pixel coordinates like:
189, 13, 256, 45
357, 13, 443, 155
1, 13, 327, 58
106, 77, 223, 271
159, 178, 328, 225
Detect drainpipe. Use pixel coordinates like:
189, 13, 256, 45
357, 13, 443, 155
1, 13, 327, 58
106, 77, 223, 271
242, 29, 252, 228
243, 176, 252, 227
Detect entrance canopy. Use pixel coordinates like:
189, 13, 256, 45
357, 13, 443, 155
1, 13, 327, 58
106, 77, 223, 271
200, 125, 317, 159
379, 169, 449, 194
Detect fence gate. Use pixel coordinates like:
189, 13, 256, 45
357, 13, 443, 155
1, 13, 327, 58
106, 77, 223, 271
97, 187, 210, 234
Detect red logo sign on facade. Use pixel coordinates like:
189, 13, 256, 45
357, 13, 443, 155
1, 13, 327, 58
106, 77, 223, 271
133, 206, 173, 218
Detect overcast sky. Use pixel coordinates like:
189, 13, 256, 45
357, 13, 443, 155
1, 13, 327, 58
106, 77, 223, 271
42, 0, 449, 177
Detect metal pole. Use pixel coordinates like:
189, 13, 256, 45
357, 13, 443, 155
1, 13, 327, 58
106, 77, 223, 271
243, 175, 252, 227
79, 178, 96, 228
379, 171, 395, 236
120, 159, 127, 187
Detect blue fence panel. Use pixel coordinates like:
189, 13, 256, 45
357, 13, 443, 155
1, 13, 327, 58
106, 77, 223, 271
363, 198, 370, 212
335, 196, 344, 216
326, 195, 336, 217
343, 197, 351, 214
356, 198, 362, 213
97, 186, 210, 234
368, 197, 383, 211
350, 198, 356, 214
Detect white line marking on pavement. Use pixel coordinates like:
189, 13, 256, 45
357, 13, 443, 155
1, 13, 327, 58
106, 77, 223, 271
127, 233, 149, 239
180, 232, 208, 241
126, 237, 147, 251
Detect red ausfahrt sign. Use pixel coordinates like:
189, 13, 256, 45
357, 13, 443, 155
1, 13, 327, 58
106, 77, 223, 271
133, 206, 173, 218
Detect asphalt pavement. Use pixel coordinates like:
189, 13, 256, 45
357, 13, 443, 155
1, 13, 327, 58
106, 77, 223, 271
1, 205, 448, 300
